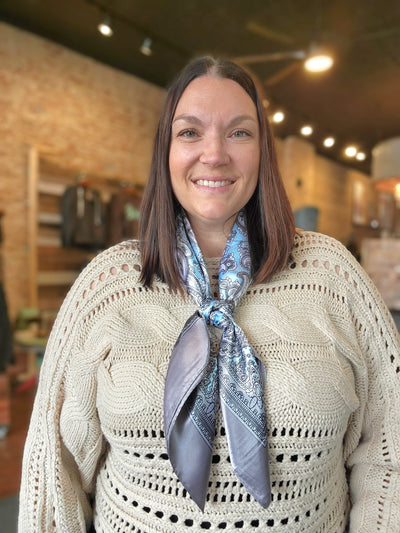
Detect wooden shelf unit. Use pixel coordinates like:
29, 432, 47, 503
27, 146, 142, 313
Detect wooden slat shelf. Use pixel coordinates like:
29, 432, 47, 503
27, 146, 142, 313
37, 212, 62, 225
37, 180, 65, 196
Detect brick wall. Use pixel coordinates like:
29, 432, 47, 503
0, 22, 165, 319
277, 136, 377, 245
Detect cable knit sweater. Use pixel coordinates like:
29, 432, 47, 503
19, 231, 400, 532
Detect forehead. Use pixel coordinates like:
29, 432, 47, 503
174, 75, 258, 118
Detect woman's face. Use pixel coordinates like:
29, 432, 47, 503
169, 75, 260, 235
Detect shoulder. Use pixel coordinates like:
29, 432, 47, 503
271, 229, 371, 294
288, 231, 382, 306
86, 239, 142, 273
80, 238, 146, 294
293, 230, 350, 260
58, 240, 145, 316
291, 230, 359, 272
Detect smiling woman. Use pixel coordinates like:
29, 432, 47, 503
18, 56, 400, 533
169, 76, 260, 257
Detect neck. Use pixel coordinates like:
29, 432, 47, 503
195, 230, 227, 258
189, 216, 236, 258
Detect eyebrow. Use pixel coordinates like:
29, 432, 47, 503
172, 113, 258, 127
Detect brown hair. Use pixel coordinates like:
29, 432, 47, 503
139, 56, 295, 290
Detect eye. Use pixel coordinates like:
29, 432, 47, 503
178, 129, 198, 138
231, 129, 250, 138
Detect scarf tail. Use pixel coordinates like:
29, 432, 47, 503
221, 401, 271, 507
164, 312, 214, 510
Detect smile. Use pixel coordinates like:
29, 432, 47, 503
194, 179, 233, 188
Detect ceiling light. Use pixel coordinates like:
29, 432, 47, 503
304, 43, 334, 73
345, 146, 357, 158
305, 54, 333, 72
356, 152, 366, 161
97, 15, 113, 37
272, 111, 285, 123
140, 38, 153, 56
323, 136, 335, 148
300, 125, 313, 136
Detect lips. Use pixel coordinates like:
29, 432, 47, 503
193, 179, 234, 188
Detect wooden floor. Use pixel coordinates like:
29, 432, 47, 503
0, 383, 36, 499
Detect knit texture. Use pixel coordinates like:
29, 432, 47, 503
19, 231, 400, 532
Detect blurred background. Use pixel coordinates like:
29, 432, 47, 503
0, 1, 399, 530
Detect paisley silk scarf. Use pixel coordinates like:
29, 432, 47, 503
164, 210, 271, 510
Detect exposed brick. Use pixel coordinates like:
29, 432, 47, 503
0, 22, 165, 319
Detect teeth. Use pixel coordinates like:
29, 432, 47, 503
195, 179, 232, 187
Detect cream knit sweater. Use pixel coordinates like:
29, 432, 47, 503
19, 232, 400, 532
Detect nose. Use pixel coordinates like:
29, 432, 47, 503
199, 134, 230, 166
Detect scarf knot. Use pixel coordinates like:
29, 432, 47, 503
200, 299, 234, 328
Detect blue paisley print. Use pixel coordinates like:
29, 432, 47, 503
165, 209, 271, 509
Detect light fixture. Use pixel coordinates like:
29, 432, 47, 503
140, 37, 153, 56
304, 43, 334, 73
323, 136, 335, 148
356, 152, 366, 161
97, 14, 113, 37
372, 137, 400, 208
394, 184, 400, 206
272, 111, 285, 123
300, 125, 313, 136
233, 41, 334, 77
345, 146, 357, 158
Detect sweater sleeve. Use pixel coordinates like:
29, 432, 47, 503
18, 261, 111, 532
344, 251, 400, 532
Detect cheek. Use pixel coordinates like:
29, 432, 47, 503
169, 145, 192, 183
244, 149, 260, 185
169, 150, 188, 204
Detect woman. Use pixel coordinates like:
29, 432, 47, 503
19, 57, 400, 532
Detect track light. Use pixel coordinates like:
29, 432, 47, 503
323, 136, 335, 148
304, 43, 334, 73
98, 14, 113, 37
233, 42, 333, 74
140, 38, 153, 56
272, 111, 285, 123
300, 125, 313, 136
345, 146, 357, 158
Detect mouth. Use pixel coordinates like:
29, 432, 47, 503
193, 178, 234, 188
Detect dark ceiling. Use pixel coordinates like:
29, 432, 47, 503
1, 0, 400, 174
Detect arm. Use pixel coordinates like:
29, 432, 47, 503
344, 252, 400, 532
18, 265, 110, 532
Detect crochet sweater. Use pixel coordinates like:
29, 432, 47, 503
19, 232, 400, 532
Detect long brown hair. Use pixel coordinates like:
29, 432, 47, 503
139, 56, 295, 290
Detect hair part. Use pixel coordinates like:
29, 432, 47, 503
139, 56, 295, 290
